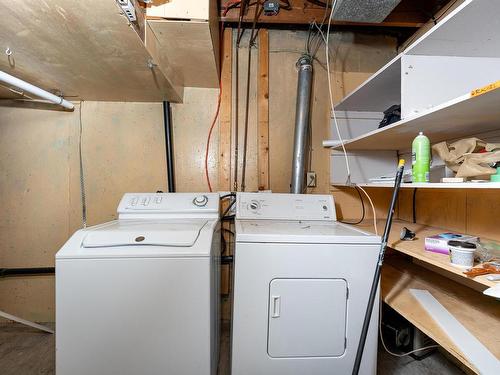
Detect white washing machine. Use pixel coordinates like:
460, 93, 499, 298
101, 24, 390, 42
56, 193, 220, 375
231, 192, 381, 375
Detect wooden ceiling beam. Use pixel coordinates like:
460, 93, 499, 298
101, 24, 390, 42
219, 0, 426, 28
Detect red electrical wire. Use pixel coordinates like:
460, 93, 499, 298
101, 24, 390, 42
204, 23, 225, 192
204, 80, 222, 192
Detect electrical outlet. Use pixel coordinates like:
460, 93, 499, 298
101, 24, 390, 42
307, 172, 317, 188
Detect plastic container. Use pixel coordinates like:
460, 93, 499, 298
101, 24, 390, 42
491, 167, 500, 182
448, 240, 476, 268
412, 132, 430, 183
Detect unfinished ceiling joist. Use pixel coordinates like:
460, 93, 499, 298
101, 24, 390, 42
220, 0, 431, 27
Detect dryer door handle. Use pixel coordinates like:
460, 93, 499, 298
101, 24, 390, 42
271, 295, 281, 318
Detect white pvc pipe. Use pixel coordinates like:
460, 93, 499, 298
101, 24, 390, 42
0, 70, 74, 110
322, 140, 343, 148
0, 310, 54, 334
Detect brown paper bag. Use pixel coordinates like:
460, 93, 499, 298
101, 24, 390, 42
432, 138, 500, 178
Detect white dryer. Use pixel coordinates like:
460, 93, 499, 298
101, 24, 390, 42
231, 192, 381, 375
56, 193, 220, 375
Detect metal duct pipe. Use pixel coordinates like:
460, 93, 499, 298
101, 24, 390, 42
290, 55, 313, 194
163, 101, 176, 192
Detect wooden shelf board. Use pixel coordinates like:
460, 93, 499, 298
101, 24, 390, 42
329, 85, 500, 151
356, 220, 496, 289
332, 182, 500, 189
382, 256, 500, 373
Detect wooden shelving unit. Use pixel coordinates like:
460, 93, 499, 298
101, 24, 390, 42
381, 256, 500, 374
325, 0, 500, 183
357, 219, 497, 289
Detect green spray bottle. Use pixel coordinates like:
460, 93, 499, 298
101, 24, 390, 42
412, 132, 430, 183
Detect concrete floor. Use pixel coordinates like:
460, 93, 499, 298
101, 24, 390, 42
0, 322, 465, 375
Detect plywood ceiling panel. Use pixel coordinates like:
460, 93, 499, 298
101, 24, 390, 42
148, 20, 219, 88
0, 0, 183, 102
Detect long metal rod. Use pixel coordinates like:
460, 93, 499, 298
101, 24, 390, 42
0, 70, 74, 110
163, 101, 175, 192
352, 160, 406, 375
290, 55, 313, 193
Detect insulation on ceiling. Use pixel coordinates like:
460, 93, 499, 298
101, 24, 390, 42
333, 0, 403, 23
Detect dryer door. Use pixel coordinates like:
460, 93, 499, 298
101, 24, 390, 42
267, 278, 347, 358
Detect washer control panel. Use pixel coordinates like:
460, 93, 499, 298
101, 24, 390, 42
236, 193, 336, 221
117, 193, 219, 218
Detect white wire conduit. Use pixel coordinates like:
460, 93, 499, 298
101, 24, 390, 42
0, 70, 74, 110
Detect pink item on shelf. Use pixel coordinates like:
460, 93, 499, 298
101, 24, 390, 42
424, 233, 479, 254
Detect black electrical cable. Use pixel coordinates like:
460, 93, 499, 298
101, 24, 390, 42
222, 198, 237, 218
220, 192, 236, 200
222, 214, 236, 222
222, 227, 235, 236
280, 0, 292, 11
339, 186, 366, 225
306, 0, 330, 8
221, 228, 235, 256
241, 0, 262, 191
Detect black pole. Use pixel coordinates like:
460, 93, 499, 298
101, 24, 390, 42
0, 267, 55, 278
163, 101, 175, 192
352, 160, 406, 375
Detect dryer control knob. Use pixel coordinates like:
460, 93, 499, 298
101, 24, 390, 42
248, 200, 260, 211
193, 195, 209, 207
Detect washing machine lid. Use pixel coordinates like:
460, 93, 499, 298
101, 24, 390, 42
235, 220, 380, 244
82, 220, 205, 248
57, 219, 217, 259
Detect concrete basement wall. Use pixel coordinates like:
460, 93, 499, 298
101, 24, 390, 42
0, 29, 398, 322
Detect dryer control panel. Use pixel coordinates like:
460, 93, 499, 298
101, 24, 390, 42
117, 193, 219, 219
236, 193, 336, 221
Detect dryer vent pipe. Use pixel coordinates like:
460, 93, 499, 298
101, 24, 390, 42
290, 55, 313, 194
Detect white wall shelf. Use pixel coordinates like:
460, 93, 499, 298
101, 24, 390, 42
334, 54, 402, 112
328, 83, 500, 151
332, 0, 500, 116
332, 182, 500, 189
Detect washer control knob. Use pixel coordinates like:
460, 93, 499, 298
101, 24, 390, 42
193, 195, 209, 207
248, 200, 260, 211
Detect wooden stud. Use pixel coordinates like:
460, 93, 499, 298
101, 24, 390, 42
258, 29, 270, 191
219, 27, 233, 192
218, 28, 233, 298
